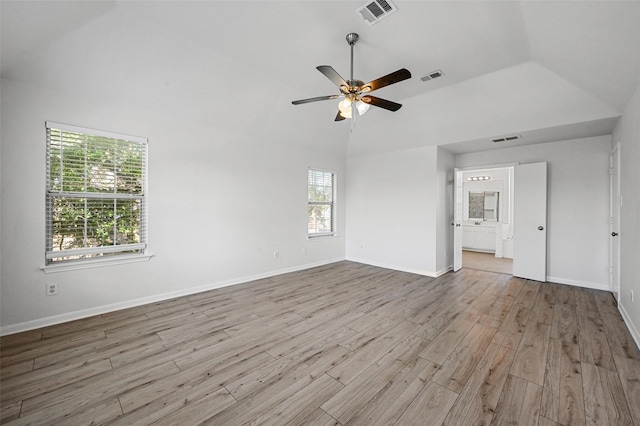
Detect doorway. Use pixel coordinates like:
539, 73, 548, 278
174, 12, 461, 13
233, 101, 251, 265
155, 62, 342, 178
456, 166, 515, 275
454, 162, 548, 281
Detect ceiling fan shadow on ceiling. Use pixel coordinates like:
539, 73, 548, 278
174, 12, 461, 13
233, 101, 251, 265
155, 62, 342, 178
292, 33, 411, 123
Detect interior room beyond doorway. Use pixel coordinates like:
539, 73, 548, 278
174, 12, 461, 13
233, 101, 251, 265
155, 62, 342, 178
460, 166, 514, 275
462, 250, 513, 275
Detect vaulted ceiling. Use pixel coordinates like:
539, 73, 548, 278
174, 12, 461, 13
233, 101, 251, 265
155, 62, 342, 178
2, 1, 640, 157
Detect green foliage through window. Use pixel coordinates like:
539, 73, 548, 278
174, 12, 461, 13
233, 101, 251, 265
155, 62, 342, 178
46, 123, 147, 263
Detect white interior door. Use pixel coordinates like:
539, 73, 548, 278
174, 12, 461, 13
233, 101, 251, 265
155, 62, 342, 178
453, 168, 463, 271
513, 162, 547, 281
610, 143, 621, 300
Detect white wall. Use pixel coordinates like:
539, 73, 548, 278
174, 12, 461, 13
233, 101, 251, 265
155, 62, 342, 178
1, 74, 635, 344
0, 78, 347, 334
612, 83, 640, 346
436, 148, 455, 273
347, 62, 619, 158
456, 136, 611, 290
345, 145, 443, 276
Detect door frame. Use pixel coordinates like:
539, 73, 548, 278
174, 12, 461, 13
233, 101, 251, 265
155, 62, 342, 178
453, 163, 517, 273
609, 142, 621, 299
453, 168, 463, 271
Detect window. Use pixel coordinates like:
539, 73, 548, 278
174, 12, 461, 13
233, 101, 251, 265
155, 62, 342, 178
45, 122, 147, 264
308, 169, 335, 237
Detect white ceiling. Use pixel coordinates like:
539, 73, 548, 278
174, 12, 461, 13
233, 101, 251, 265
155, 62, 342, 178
2, 1, 640, 156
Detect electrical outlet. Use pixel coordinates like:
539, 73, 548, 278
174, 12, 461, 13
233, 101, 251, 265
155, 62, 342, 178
273, 251, 279, 259
46, 283, 58, 296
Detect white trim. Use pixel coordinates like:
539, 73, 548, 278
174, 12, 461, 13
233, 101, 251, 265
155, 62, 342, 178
545, 275, 609, 291
308, 233, 336, 239
41, 253, 153, 273
3, 259, 619, 336
458, 162, 519, 172
436, 266, 454, 277
46, 121, 147, 144
45, 121, 150, 266
618, 302, 640, 354
307, 168, 336, 238
609, 141, 621, 296
345, 256, 447, 278
45, 243, 146, 260
2, 257, 344, 336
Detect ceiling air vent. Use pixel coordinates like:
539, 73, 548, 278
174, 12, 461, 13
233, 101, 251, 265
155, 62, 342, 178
492, 135, 521, 143
355, 0, 398, 26
420, 70, 444, 82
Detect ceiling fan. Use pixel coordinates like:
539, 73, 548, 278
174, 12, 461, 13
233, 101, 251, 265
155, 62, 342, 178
292, 33, 411, 121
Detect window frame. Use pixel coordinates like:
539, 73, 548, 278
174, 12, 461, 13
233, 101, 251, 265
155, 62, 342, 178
307, 168, 336, 238
44, 121, 150, 270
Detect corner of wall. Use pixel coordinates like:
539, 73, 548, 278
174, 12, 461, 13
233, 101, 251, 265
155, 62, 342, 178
612, 82, 640, 354
619, 302, 640, 354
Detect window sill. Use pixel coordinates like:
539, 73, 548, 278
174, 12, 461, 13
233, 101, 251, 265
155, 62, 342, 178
308, 233, 337, 239
41, 254, 153, 274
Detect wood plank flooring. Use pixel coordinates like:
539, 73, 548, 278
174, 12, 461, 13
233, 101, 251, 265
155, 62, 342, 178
1, 261, 639, 425
463, 250, 513, 275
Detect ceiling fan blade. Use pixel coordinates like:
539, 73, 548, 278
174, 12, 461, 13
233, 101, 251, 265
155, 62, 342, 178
361, 95, 402, 112
317, 66, 349, 92
292, 94, 340, 105
335, 111, 346, 121
361, 68, 411, 93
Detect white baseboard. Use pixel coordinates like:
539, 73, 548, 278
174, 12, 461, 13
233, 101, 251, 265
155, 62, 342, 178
345, 256, 447, 278
0, 257, 345, 336
545, 276, 609, 291
436, 265, 454, 277
545, 277, 638, 351
3, 260, 620, 338
618, 302, 640, 353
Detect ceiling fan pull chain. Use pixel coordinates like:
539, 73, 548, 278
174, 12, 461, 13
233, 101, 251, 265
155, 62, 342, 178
351, 100, 358, 133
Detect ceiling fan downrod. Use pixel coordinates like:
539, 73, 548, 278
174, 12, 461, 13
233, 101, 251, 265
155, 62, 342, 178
346, 33, 359, 85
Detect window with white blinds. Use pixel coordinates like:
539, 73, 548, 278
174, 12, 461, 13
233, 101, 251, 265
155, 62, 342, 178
308, 169, 335, 237
45, 122, 147, 264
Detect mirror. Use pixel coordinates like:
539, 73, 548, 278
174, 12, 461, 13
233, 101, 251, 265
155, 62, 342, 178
484, 191, 498, 221
468, 191, 499, 222
469, 192, 484, 220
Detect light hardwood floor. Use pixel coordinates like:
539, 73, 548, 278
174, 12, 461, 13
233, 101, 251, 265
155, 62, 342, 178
1, 261, 639, 425
462, 250, 513, 275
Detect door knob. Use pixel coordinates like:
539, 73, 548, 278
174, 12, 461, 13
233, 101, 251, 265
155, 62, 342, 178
538, 226, 544, 231
611, 232, 619, 237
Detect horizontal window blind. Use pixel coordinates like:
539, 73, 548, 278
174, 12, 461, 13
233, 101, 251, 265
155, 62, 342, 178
45, 122, 147, 263
308, 169, 335, 237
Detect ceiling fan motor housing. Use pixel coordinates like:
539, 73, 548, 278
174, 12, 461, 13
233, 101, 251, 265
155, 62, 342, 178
343, 80, 365, 95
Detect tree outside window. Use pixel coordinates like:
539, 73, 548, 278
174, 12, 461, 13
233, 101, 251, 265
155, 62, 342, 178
46, 123, 147, 263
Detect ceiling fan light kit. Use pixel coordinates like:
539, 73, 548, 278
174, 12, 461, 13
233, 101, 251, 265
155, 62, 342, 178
292, 32, 411, 123
338, 98, 370, 119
